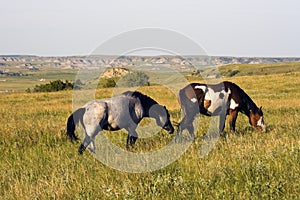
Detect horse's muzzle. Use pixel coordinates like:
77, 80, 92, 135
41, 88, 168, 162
261, 125, 266, 133
257, 125, 266, 133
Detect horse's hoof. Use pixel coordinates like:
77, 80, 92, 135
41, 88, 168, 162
129, 136, 138, 145
78, 144, 86, 155
88, 147, 96, 154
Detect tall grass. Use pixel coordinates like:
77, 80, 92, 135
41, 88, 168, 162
0, 72, 299, 199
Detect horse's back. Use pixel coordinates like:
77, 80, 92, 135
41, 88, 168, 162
105, 95, 144, 128
83, 100, 108, 126
180, 81, 236, 116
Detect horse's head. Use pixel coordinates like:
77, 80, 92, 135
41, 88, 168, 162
149, 105, 174, 134
249, 106, 266, 132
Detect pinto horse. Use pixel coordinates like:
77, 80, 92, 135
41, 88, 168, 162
177, 81, 266, 137
66, 91, 174, 154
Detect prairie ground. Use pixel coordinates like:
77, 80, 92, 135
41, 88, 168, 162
0, 72, 299, 199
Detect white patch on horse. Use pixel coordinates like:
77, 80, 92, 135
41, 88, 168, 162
195, 85, 207, 92
227, 88, 231, 94
230, 99, 239, 110
257, 116, 266, 131
205, 88, 230, 114
257, 116, 264, 126
190, 98, 197, 103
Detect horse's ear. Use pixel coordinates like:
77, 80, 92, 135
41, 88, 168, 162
164, 106, 166, 109
260, 106, 262, 111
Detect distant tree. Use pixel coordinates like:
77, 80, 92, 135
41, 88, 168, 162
33, 80, 74, 92
25, 88, 31, 93
74, 79, 83, 89
103, 78, 116, 88
118, 71, 149, 87
229, 70, 240, 77
98, 78, 117, 88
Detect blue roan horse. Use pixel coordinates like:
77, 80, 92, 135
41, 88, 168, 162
178, 81, 266, 137
66, 91, 174, 154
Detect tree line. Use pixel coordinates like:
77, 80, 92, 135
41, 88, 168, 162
26, 80, 74, 93
26, 71, 150, 93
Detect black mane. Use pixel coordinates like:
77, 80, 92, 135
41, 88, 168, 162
122, 91, 158, 114
224, 81, 259, 115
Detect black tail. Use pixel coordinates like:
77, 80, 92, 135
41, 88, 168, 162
66, 108, 85, 141
178, 88, 195, 115
178, 88, 188, 108
178, 86, 201, 122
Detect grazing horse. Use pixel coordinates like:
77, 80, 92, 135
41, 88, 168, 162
66, 91, 174, 154
177, 81, 266, 137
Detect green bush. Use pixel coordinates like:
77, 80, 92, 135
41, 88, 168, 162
229, 69, 240, 77
33, 80, 74, 92
117, 71, 149, 87
98, 78, 117, 88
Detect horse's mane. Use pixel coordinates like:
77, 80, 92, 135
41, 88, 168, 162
122, 91, 158, 109
225, 81, 259, 113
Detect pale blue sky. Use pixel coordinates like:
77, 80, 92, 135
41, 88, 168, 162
0, 0, 299, 57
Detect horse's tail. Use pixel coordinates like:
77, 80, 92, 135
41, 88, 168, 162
66, 108, 85, 141
178, 85, 200, 118
179, 88, 187, 101
178, 88, 190, 114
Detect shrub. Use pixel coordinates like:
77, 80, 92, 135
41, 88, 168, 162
25, 88, 31, 93
229, 69, 240, 77
98, 78, 117, 88
33, 80, 74, 92
117, 71, 149, 87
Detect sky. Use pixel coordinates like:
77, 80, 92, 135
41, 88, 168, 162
0, 0, 300, 57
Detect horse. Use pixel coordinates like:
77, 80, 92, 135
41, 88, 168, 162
66, 91, 174, 154
177, 81, 266, 138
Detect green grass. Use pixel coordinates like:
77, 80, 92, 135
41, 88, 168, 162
0, 70, 299, 199
218, 62, 300, 77
0, 68, 78, 92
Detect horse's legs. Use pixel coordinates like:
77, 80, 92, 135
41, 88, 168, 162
130, 135, 138, 146
87, 137, 96, 153
126, 136, 138, 149
78, 136, 91, 154
78, 125, 100, 155
229, 109, 238, 133
186, 123, 195, 139
126, 134, 130, 148
126, 134, 137, 149
78, 102, 107, 154
177, 115, 195, 139
218, 113, 227, 135
125, 127, 138, 149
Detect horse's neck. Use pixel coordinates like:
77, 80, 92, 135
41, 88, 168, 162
236, 88, 258, 117
129, 92, 157, 117
139, 97, 157, 117
143, 102, 157, 118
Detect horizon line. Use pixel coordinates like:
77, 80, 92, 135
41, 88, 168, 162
1, 54, 300, 59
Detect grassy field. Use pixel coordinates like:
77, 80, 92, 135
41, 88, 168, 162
0, 69, 299, 199
218, 62, 300, 77
0, 68, 78, 92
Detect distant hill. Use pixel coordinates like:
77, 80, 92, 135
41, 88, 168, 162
189, 62, 300, 79
1, 55, 299, 92
218, 62, 300, 77
101, 67, 129, 78
1, 55, 300, 72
